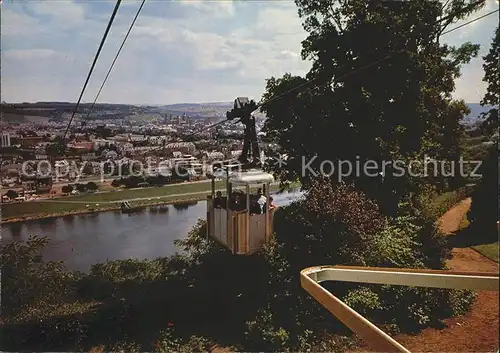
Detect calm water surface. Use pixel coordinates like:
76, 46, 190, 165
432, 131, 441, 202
3, 190, 303, 272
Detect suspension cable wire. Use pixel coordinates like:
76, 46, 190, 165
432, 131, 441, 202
41, 5, 497, 206
143, 0, 491, 156
62, 0, 122, 142
137, 3, 497, 161
302, 8, 499, 97
254, 0, 489, 111
82, 0, 147, 124
441, 8, 498, 35
142, 119, 230, 156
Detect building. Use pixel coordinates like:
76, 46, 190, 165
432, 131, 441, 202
92, 139, 116, 151
203, 151, 224, 161
165, 142, 196, 155
21, 175, 52, 194
1, 133, 11, 147
21, 136, 44, 148
55, 160, 70, 177
68, 141, 93, 152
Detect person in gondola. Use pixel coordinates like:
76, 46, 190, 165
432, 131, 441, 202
250, 199, 262, 214
213, 191, 225, 209
256, 188, 267, 213
231, 192, 246, 212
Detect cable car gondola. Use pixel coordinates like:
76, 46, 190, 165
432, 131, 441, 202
205, 97, 276, 254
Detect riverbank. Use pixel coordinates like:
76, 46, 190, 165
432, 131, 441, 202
1, 183, 287, 224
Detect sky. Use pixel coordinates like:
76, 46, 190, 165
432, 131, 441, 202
1, 0, 498, 105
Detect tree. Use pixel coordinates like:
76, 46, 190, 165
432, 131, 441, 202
244, 179, 471, 350
6, 189, 18, 199
467, 144, 498, 238
1, 236, 78, 316
46, 141, 65, 159
75, 183, 87, 193
122, 175, 143, 188
479, 26, 499, 135
86, 181, 98, 191
171, 166, 189, 181
61, 185, 73, 194
261, 0, 483, 215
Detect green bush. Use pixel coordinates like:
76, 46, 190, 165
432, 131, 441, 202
448, 289, 477, 316
6, 189, 19, 199
153, 329, 213, 353
0, 180, 476, 352
419, 186, 474, 221
109, 340, 142, 353
243, 179, 474, 350
62, 185, 73, 194
468, 145, 498, 236
1, 236, 81, 315
86, 182, 98, 191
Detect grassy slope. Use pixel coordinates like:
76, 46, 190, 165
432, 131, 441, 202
472, 242, 499, 262
458, 213, 498, 263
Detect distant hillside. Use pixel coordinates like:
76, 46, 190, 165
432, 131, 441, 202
6, 101, 486, 123
164, 102, 232, 109
463, 103, 495, 125
160, 102, 268, 119
160, 102, 232, 118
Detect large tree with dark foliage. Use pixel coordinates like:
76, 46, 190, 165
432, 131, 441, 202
261, 0, 484, 215
479, 26, 499, 135
468, 143, 498, 238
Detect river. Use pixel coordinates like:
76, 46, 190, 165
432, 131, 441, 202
2, 190, 304, 272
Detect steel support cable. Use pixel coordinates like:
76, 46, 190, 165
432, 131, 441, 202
83, 0, 147, 123
141, 119, 231, 156
62, 0, 122, 142
133, 2, 493, 157
42, 6, 498, 206
254, 0, 490, 111
302, 8, 500, 97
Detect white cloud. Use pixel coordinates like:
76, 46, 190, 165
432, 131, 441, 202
178, 0, 235, 18
31, 1, 85, 28
1, 8, 43, 37
255, 5, 303, 36
0, 0, 495, 104
3, 49, 60, 60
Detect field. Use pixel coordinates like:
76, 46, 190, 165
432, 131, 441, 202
457, 208, 498, 263
472, 241, 499, 262
1, 180, 283, 221
1, 113, 52, 123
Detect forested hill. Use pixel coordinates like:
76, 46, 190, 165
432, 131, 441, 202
1, 101, 490, 123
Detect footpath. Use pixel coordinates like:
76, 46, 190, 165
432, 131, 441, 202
394, 198, 499, 352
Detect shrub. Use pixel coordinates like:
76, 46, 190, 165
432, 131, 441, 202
419, 186, 474, 221
75, 183, 87, 193
86, 182, 98, 191
6, 189, 18, 199
109, 341, 142, 353
0, 235, 80, 315
0, 236, 87, 351
243, 178, 474, 350
61, 185, 73, 194
0, 178, 476, 352
122, 176, 144, 188
152, 328, 212, 353
468, 144, 498, 237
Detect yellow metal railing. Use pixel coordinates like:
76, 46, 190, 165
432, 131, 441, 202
300, 266, 499, 353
